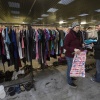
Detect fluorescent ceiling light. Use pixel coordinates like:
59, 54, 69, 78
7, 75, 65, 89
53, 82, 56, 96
8, 2, 20, 8
11, 11, 20, 14
59, 21, 64, 24
59, 20, 67, 24
37, 18, 43, 20
41, 14, 49, 17
68, 17, 75, 19
95, 9, 100, 12
81, 21, 87, 25
79, 13, 89, 16
58, 0, 74, 5
47, 8, 58, 13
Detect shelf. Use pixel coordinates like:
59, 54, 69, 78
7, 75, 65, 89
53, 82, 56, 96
0, 73, 33, 88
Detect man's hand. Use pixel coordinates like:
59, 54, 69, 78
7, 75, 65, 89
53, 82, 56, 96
74, 48, 81, 55
82, 43, 85, 48
90, 43, 94, 47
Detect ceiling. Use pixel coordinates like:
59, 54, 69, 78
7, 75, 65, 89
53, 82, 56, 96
0, 0, 100, 26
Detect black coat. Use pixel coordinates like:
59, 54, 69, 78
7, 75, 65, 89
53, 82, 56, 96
94, 30, 100, 59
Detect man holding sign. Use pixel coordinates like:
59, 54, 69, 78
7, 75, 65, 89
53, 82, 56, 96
64, 22, 84, 88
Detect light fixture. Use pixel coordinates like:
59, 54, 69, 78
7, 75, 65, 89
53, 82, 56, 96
59, 20, 67, 24
58, 0, 74, 5
47, 8, 58, 13
59, 21, 64, 24
8, 2, 20, 8
81, 21, 87, 25
79, 13, 89, 16
41, 14, 49, 17
37, 18, 43, 20
95, 9, 100, 12
11, 10, 20, 14
68, 17, 75, 19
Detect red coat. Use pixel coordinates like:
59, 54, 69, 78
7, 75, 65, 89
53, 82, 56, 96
64, 29, 82, 58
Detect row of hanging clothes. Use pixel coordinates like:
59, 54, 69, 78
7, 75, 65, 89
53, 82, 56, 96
0, 25, 67, 70
31, 26, 68, 69
0, 25, 34, 71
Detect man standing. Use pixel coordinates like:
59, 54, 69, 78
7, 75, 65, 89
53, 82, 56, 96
91, 22, 100, 82
64, 22, 83, 88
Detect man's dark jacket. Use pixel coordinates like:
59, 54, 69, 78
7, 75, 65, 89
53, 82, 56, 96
94, 30, 100, 59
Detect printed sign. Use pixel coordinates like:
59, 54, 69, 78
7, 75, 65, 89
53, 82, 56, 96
70, 51, 87, 77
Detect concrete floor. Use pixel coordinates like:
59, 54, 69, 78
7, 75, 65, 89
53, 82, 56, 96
2, 65, 100, 100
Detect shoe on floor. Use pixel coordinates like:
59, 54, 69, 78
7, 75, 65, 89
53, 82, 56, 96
91, 77, 96, 82
68, 83, 77, 88
72, 77, 77, 81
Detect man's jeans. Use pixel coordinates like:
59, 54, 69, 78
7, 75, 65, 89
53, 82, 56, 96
95, 59, 100, 82
66, 57, 73, 84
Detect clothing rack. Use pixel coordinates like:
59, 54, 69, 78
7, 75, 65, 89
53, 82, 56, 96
0, 25, 36, 91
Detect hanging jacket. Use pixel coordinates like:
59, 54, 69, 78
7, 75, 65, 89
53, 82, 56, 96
25, 30, 30, 61
12, 30, 19, 59
60, 30, 65, 47
5, 27, 11, 45
8, 29, 14, 65
2, 29, 10, 59
16, 30, 23, 59
20, 30, 25, 58
0, 29, 2, 56
35, 30, 39, 60
44, 29, 50, 61
55, 30, 59, 55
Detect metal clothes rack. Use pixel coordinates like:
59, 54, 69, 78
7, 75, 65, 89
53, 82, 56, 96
0, 25, 36, 91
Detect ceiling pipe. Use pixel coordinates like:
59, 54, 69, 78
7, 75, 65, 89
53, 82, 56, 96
24, 0, 36, 22
28, 0, 36, 15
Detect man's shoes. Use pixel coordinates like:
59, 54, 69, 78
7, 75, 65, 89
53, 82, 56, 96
68, 83, 77, 88
72, 77, 77, 81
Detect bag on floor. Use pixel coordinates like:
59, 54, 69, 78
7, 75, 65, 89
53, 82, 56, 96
53, 61, 59, 67
70, 50, 87, 77
0, 85, 6, 99
58, 57, 67, 65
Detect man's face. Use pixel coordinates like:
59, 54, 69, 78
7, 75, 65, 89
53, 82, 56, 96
73, 26, 80, 33
95, 26, 98, 31
95, 25, 100, 31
